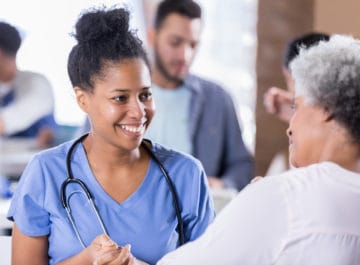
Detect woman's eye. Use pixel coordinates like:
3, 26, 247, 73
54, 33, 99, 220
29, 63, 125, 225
113, 95, 128, 102
140, 92, 152, 101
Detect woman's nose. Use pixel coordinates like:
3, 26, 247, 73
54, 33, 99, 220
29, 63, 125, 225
128, 99, 145, 118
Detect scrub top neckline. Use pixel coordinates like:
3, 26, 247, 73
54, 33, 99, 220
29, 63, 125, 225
75, 142, 156, 211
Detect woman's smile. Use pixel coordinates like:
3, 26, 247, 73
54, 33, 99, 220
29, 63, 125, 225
119, 122, 146, 137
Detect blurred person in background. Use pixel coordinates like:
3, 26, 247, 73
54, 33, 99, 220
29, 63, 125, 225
264, 32, 330, 175
156, 34, 360, 265
263, 32, 330, 123
146, 0, 253, 191
0, 21, 57, 148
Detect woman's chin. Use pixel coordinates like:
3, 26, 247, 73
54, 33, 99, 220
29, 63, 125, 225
290, 158, 314, 169
289, 156, 300, 168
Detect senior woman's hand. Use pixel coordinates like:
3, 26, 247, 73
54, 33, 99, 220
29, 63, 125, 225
251, 176, 264, 183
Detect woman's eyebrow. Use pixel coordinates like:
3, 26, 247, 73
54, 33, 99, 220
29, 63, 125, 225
110, 87, 151, 92
110, 88, 129, 92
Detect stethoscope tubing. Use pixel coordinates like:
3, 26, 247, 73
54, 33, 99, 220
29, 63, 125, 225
142, 139, 185, 245
61, 134, 185, 247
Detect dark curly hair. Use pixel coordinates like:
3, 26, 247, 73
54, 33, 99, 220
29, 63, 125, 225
154, 0, 201, 29
283, 32, 330, 69
67, 6, 149, 91
0, 22, 21, 56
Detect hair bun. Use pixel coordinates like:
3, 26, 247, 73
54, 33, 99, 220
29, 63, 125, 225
75, 7, 130, 44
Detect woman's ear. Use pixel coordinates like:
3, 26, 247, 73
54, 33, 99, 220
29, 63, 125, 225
74, 87, 89, 113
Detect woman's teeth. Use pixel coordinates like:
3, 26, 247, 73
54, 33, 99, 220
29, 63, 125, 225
121, 124, 143, 133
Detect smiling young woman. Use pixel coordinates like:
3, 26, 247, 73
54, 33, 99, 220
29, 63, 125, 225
75, 59, 154, 152
7, 6, 215, 265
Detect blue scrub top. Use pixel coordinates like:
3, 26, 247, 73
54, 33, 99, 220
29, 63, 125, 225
7, 139, 215, 265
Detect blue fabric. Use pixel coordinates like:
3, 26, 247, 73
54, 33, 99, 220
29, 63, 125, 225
9, 113, 58, 138
1, 88, 57, 138
146, 84, 192, 154
7, 139, 215, 265
0, 88, 15, 107
183, 75, 254, 190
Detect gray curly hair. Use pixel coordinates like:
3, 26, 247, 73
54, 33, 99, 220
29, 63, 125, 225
290, 35, 360, 143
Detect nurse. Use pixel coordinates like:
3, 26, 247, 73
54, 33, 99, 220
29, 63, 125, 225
7, 6, 215, 265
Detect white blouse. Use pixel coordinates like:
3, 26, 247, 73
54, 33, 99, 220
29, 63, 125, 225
158, 162, 360, 265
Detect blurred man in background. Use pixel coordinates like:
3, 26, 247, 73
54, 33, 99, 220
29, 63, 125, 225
0, 21, 57, 148
263, 32, 330, 123
146, 0, 253, 191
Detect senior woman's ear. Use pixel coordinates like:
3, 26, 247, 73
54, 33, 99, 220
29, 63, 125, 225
324, 109, 335, 122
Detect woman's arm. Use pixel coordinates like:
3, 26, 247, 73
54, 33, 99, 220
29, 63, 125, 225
56, 234, 123, 265
12, 224, 49, 265
12, 226, 131, 265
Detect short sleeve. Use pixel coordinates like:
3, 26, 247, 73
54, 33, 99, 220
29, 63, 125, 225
182, 159, 216, 242
7, 156, 50, 236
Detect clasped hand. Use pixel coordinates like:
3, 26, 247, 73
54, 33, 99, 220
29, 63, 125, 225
87, 234, 148, 265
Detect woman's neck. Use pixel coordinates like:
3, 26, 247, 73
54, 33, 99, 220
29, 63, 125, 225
320, 138, 360, 173
83, 134, 143, 172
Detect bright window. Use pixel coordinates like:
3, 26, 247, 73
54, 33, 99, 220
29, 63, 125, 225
192, 0, 258, 153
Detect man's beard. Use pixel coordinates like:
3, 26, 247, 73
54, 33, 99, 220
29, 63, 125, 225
154, 49, 184, 86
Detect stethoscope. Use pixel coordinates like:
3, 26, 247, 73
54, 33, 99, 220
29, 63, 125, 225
60, 133, 184, 248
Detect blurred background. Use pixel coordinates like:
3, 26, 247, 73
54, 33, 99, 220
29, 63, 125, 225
0, 0, 359, 175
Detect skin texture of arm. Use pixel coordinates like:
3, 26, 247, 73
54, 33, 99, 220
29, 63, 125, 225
12, 225, 135, 265
11, 224, 49, 265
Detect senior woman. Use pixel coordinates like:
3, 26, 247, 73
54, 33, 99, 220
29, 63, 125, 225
156, 35, 360, 265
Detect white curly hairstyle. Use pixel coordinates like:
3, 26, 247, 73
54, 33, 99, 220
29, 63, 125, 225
290, 34, 360, 143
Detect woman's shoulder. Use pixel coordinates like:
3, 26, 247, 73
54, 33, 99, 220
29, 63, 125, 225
273, 162, 358, 182
31, 139, 76, 165
150, 142, 203, 168
263, 162, 360, 201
